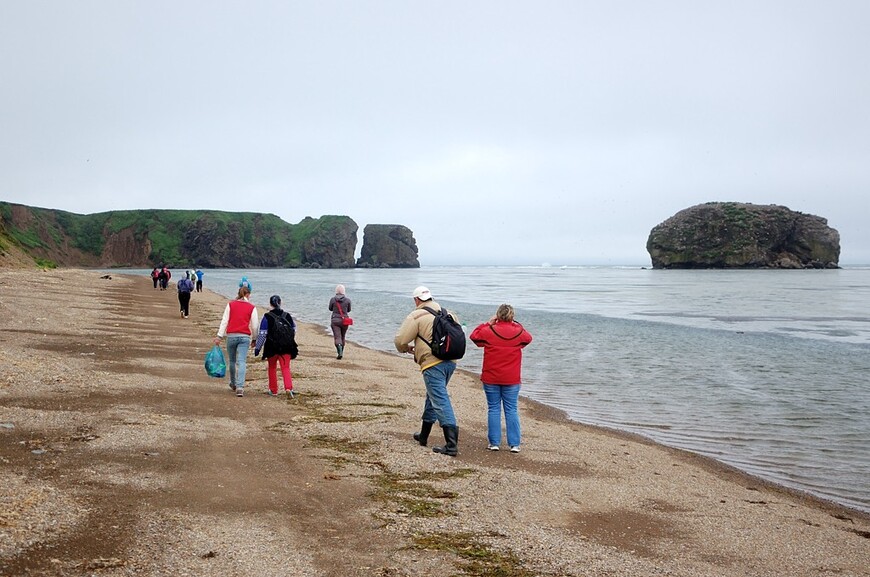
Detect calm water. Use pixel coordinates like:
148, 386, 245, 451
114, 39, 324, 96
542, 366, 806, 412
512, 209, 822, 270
149, 266, 870, 513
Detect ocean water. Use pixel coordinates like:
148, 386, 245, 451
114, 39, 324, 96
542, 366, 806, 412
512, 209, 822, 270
161, 266, 870, 513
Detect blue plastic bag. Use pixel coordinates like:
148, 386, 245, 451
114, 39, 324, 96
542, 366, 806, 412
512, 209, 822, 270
204, 345, 226, 378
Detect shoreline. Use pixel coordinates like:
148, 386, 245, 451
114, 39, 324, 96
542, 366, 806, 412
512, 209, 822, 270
289, 316, 870, 520
2, 268, 868, 576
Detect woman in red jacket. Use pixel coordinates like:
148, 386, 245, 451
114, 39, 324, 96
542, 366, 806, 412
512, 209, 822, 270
469, 304, 533, 453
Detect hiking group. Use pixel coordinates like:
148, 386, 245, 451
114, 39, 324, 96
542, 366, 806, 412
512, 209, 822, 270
394, 286, 533, 457
167, 271, 532, 457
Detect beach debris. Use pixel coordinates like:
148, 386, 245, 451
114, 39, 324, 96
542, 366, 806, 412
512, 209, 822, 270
0, 422, 14, 429
31, 449, 46, 455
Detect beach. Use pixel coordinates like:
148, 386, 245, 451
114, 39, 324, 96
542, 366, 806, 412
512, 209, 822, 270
1, 269, 868, 577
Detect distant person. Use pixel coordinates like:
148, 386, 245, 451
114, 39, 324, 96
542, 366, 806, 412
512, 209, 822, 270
157, 267, 169, 290
469, 304, 533, 453
151, 267, 160, 289
328, 284, 352, 359
214, 284, 259, 397
394, 286, 460, 457
176, 273, 195, 318
239, 276, 253, 292
195, 268, 204, 292
254, 295, 298, 397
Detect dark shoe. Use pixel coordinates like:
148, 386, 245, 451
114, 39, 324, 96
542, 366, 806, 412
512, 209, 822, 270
432, 425, 458, 457
336, 344, 343, 359
229, 383, 237, 391
413, 421, 434, 446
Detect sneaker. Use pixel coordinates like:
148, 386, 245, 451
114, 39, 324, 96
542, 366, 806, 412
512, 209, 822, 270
236, 389, 244, 397
488, 445, 500, 451
264, 390, 277, 397
229, 383, 237, 391
285, 389, 295, 398
510, 446, 520, 453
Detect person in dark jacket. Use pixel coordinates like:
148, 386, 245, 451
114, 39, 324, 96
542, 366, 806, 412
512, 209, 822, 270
254, 295, 297, 397
176, 273, 195, 318
327, 284, 352, 359
469, 304, 533, 453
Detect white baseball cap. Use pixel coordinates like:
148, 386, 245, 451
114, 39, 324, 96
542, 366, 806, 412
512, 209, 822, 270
412, 286, 432, 301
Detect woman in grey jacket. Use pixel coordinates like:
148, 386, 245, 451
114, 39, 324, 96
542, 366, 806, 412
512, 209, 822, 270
327, 284, 352, 359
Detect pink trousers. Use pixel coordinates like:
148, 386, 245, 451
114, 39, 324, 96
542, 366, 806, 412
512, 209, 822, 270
267, 354, 293, 394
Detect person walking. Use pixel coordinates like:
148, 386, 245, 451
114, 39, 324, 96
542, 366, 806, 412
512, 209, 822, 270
394, 286, 460, 457
328, 284, 352, 359
254, 295, 298, 397
151, 267, 160, 289
160, 267, 171, 290
195, 268, 204, 292
469, 304, 533, 453
176, 273, 195, 318
213, 284, 259, 397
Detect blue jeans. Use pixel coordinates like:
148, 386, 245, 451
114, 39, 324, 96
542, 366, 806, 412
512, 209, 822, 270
226, 335, 251, 390
483, 383, 521, 447
421, 362, 457, 427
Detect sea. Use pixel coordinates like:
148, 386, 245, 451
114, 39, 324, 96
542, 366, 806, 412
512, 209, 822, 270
142, 265, 870, 513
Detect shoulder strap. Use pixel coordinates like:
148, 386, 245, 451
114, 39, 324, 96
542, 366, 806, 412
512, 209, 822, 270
415, 306, 435, 347
335, 301, 345, 316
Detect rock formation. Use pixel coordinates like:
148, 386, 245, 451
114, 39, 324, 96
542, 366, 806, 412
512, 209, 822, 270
356, 224, 420, 268
647, 202, 840, 269
0, 203, 362, 268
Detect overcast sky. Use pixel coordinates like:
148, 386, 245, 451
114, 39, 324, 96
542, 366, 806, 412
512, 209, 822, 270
2, 1, 868, 265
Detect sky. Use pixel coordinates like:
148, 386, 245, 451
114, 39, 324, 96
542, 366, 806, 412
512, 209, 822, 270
1, 1, 868, 265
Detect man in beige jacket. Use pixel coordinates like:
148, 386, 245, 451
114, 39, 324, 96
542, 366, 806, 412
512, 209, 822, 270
394, 286, 459, 456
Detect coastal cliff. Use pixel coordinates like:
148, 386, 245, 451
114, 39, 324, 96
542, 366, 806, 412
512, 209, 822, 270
0, 203, 363, 268
646, 202, 840, 269
356, 224, 420, 268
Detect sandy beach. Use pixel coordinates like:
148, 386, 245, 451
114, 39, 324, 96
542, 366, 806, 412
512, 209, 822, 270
1, 269, 868, 577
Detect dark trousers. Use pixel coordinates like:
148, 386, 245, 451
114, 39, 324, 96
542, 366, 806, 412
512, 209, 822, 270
196, 280, 202, 292
178, 291, 191, 316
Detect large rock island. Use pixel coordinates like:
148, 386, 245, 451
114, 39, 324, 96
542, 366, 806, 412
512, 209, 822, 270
356, 224, 420, 268
647, 202, 840, 269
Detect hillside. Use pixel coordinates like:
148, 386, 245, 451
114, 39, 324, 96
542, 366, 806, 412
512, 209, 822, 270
0, 203, 358, 268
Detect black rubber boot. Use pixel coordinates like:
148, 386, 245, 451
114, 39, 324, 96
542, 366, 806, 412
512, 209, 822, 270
432, 425, 459, 457
413, 421, 435, 446
336, 344, 343, 359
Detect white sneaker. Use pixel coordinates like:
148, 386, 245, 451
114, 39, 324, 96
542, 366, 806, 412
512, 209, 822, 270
510, 446, 520, 453
487, 445, 500, 451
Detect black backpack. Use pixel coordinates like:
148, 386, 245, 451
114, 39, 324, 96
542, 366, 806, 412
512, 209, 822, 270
267, 311, 298, 359
420, 306, 466, 360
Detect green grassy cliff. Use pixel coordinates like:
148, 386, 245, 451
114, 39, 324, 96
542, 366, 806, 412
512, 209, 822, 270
0, 203, 358, 268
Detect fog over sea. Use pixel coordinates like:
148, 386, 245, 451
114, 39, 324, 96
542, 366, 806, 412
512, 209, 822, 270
150, 265, 870, 513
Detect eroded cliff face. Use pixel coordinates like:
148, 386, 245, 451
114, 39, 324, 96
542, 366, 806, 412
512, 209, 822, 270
301, 217, 358, 268
0, 203, 362, 268
646, 203, 840, 269
356, 224, 420, 268
102, 228, 153, 266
